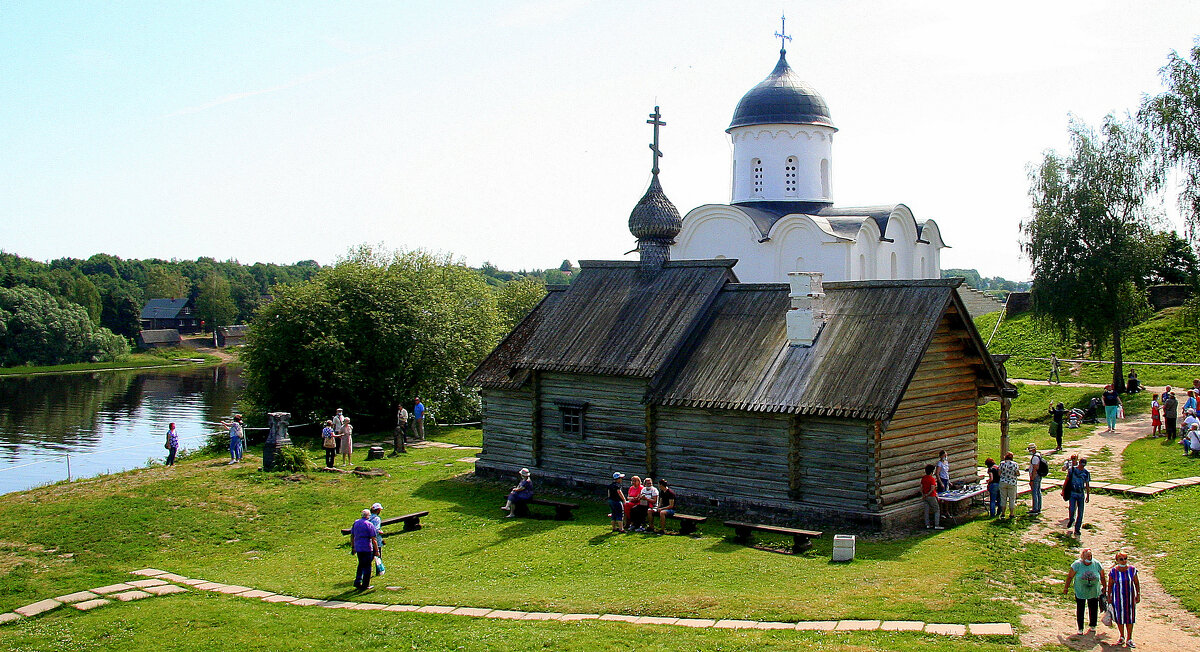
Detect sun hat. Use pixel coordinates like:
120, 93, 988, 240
371, 503, 383, 510
1027, 442, 1037, 452
612, 472, 624, 480
519, 468, 530, 477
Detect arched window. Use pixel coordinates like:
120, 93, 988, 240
920, 256, 927, 278
889, 252, 898, 279
794, 256, 806, 272
752, 158, 763, 194
784, 156, 798, 195
820, 159, 831, 198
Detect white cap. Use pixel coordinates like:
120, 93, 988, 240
371, 502, 382, 510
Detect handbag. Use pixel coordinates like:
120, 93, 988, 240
1061, 468, 1072, 501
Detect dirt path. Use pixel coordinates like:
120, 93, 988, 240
1017, 386, 1200, 650
180, 335, 238, 363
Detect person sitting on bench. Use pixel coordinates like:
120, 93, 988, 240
501, 468, 533, 518
649, 478, 676, 534
630, 477, 658, 532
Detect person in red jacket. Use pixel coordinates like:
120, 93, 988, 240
921, 464, 942, 530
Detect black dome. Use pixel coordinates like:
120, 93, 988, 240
629, 175, 682, 240
728, 50, 834, 131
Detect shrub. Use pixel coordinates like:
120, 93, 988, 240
273, 445, 314, 473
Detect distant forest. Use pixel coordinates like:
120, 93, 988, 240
941, 269, 1032, 297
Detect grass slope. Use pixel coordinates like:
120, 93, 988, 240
977, 307, 1200, 387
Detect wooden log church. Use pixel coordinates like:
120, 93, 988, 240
468, 108, 1013, 529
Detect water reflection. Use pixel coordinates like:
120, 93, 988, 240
0, 366, 244, 494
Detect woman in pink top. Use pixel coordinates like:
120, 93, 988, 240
623, 476, 643, 529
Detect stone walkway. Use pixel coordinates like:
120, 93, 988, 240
974, 469, 1200, 498
0, 567, 1015, 638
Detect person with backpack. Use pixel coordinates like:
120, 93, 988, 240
1027, 443, 1048, 515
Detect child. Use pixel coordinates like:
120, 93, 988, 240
935, 450, 950, 493
921, 464, 942, 529
607, 472, 626, 532
1151, 393, 1162, 437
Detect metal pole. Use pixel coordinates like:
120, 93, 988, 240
65, 455, 71, 482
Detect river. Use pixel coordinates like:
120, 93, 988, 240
0, 365, 245, 495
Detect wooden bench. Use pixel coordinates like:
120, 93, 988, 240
724, 520, 822, 554
666, 513, 707, 535
340, 511, 429, 536
512, 498, 579, 520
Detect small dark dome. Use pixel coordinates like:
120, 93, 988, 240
629, 175, 682, 240
728, 50, 834, 131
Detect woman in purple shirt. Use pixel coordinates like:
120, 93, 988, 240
349, 509, 379, 590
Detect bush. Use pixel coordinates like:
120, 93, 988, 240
273, 445, 314, 473
0, 285, 130, 366
203, 430, 230, 455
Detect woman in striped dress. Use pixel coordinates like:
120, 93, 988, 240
1107, 551, 1140, 648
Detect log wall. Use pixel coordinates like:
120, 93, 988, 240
536, 373, 649, 481
479, 387, 535, 468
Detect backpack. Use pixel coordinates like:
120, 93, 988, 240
1036, 455, 1049, 478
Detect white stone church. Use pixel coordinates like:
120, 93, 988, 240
671, 46, 946, 282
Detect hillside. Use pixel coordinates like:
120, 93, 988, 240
976, 307, 1200, 386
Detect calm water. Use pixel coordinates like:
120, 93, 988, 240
0, 365, 245, 495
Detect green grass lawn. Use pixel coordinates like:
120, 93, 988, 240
0, 426, 1048, 647
0, 350, 224, 376
1127, 486, 1200, 616
1120, 436, 1200, 485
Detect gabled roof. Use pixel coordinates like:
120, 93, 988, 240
651, 278, 1003, 420
138, 329, 182, 344
467, 287, 567, 390
141, 298, 190, 320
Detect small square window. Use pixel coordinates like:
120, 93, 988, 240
561, 406, 584, 436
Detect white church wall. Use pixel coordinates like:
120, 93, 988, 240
851, 224, 880, 280
770, 217, 851, 282
729, 125, 835, 203
675, 206, 774, 282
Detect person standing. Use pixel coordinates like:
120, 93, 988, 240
607, 472, 626, 532
393, 403, 409, 455
1151, 393, 1162, 437
321, 420, 337, 468
165, 422, 179, 466
1185, 390, 1198, 414
935, 450, 950, 493
1048, 353, 1061, 383
985, 458, 1001, 517
998, 452, 1020, 519
1163, 388, 1179, 441
1049, 402, 1065, 450
349, 509, 379, 591
221, 415, 245, 464
339, 417, 354, 466
1067, 457, 1091, 536
1027, 443, 1045, 516
412, 397, 426, 442
1108, 551, 1140, 648
921, 464, 942, 529
1064, 548, 1106, 636
1101, 385, 1122, 432
332, 408, 345, 437
368, 503, 385, 576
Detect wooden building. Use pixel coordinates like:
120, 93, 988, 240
136, 329, 182, 349
216, 325, 248, 347
140, 298, 199, 333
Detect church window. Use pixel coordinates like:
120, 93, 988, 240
920, 256, 927, 278
785, 156, 798, 195
889, 252, 898, 279
858, 254, 866, 280
752, 158, 763, 194
820, 159, 831, 198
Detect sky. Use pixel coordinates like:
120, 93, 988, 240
2, 1, 1198, 280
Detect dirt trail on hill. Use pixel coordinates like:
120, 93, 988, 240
1015, 386, 1200, 651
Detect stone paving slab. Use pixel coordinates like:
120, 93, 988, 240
1147, 481, 1178, 489
290, 598, 321, 607
73, 599, 110, 611
262, 594, 299, 603
634, 616, 679, 626
968, 623, 1015, 635
835, 619, 881, 631
111, 590, 152, 602
416, 605, 457, 614
1105, 483, 1135, 492
456, 457, 479, 463
484, 610, 528, 619
55, 590, 100, 604
521, 612, 563, 620
214, 585, 253, 595
598, 614, 640, 623
880, 620, 925, 631
237, 589, 273, 599
559, 613, 601, 621
383, 604, 420, 612
1089, 481, 1112, 490
92, 583, 135, 595
0, 612, 23, 625
674, 618, 717, 628
315, 600, 354, 609
1128, 487, 1163, 496
451, 607, 494, 617
714, 619, 757, 629
179, 578, 208, 586
349, 603, 387, 611
194, 582, 227, 591
157, 573, 189, 582
754, 621, 797, 630
15, 599, 62, 617
130, 568, 168, 577
794, 621, 838, 631
925, 623, 967, 636
127, 578, 169, 588
143, 584, 189, 596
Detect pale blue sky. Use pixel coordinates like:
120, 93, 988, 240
2, 1, 1198, 279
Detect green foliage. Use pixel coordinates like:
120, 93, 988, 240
273, 445, 315, 472
941, 269, 1030, 293
242, 246, 503, 424
1147, 230, 1200, 285
1141, 37, 1200, 240
195, 272, 238, 329
1022, 115, 1162, 389
144, 265, 190, 299
0, 285, 129, 367
496, 275, 546, 331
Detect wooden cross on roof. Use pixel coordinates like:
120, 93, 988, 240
647, 106, 665, 176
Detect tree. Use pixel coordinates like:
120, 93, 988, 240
1141, 38, 1200, 240
241, 247, 503, 424
0, 286, 128, 367
1147, 230, 1200, 285
558, 259, 573, 272
1022, 116, 1160, 391
195, 272, 237, 330
145, 265, 190, 299
496, 276, 547, 331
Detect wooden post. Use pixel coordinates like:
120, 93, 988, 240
999, 397, 1011, 458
